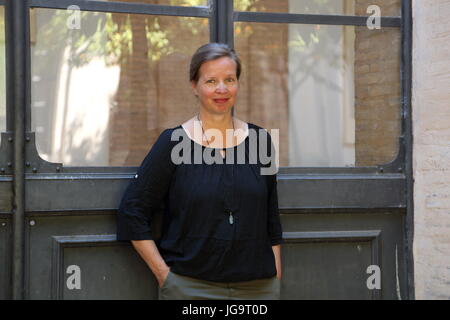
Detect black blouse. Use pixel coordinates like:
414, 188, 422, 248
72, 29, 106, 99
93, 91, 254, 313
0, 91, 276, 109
116, 122, 283, 282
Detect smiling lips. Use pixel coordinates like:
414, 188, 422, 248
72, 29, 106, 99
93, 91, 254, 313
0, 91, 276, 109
214, 98, 229, 103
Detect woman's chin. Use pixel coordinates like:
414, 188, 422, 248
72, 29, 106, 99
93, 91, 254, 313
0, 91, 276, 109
203, 105, 233, 114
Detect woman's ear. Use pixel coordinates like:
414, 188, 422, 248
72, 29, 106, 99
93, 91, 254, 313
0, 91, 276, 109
191, 80, 198, 97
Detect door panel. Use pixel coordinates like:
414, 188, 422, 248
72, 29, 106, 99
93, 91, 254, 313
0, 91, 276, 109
27, 213, 156, 299
280, 211, 406, 300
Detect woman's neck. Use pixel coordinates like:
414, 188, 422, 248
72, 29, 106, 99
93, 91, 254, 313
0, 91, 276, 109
197, 111, 236, 148
197, 111, 234, 131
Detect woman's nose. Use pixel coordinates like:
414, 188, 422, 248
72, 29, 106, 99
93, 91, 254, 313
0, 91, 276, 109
215, 82, 228, 91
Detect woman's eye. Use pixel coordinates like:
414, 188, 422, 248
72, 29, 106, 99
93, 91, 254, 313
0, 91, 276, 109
226, 78, 235, 82
207, 80, 215, 83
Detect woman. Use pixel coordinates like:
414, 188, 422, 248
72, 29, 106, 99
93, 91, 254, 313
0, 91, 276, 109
116, 42, 283, 300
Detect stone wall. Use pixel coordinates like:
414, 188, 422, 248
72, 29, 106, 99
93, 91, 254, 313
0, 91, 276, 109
412, 0, 450, 300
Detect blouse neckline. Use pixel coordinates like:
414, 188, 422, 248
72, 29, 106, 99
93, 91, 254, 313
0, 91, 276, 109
178, 122, 250, 150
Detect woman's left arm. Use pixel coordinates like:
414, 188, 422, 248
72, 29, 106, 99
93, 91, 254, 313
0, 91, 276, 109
264, 130, 283, 280
272, 244, 282, 280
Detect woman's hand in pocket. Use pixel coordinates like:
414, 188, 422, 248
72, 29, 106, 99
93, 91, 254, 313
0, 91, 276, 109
157, 267, 171, 288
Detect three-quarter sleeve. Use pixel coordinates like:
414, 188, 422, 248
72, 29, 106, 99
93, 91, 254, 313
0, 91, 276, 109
116, 129, 176, 241
263, 130, 283, 246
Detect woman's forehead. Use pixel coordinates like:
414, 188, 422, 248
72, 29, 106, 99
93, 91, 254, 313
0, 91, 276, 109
202, 72, 236, 78
200, 57, 236, 72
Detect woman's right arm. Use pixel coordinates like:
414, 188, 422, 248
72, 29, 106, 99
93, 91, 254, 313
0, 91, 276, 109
131, 240, 170, 288
116, 129, 177, 287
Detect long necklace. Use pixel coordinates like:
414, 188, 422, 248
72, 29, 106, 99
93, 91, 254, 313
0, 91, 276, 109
196, 113, 235, 150
197, 113, 236, 225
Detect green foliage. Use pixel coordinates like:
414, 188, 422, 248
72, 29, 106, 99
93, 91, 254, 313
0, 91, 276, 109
36, 0, 327, 67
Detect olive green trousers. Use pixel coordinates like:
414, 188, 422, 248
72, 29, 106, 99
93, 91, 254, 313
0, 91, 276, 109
158, 270, 280, 300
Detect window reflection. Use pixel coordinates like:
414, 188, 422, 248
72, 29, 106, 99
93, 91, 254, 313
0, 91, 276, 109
31, 8, 209, 166
30, 1, 401, 168
234, 18, 401, 167
132, 0, 208, 6
98, 0, 208, 6
234, 0, 401, 16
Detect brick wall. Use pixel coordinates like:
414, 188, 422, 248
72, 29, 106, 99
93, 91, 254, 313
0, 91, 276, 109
412, 0, 450, 300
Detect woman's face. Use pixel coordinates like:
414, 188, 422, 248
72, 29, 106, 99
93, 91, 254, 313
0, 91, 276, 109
191, 56, 239, 116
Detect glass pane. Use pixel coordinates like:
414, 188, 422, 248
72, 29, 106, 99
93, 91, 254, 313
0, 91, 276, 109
151, 0, 208, 5
126, 0, 208, 6
31, 8, 209, 166
0, 6, 5, 140
100, 0, 208, 5
234, 0, 401, 16
234, 22, 401, 167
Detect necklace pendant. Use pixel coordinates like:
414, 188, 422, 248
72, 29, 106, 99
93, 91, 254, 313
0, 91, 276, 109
229, 211, 234, 225
197, 113, 235, 149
